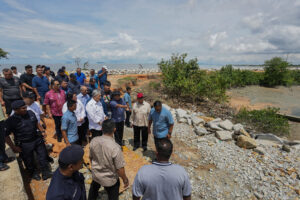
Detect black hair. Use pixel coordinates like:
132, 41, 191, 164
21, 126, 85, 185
2, 68, 10, 73
36, 65, 42, 69
70, 73, 76, 79
66, 92, 75, 101
104, 81, 111, 86
153, 100, 162, 107
51, 79, 59, 86
67, 100, 76, 109
11, 66, 17, 70
102, 119, 115, 134
25, 65, 32, 70
156, 138, 173, 160
61, 66, 66, 70
126, 86, 131, 91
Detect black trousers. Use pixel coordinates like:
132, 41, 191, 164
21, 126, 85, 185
0, 121, 8, 163
53, 116, 62, 141
90, 129, 102, 139
20, 137, 49, 171
77, 125, 85, 145
125, 111, 131, 127
4, 98, 22, 115
133, 126, 148, 148
114, 121, 124, 146
88, 179, 120, 200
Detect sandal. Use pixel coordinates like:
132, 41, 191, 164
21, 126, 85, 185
4, 157, 15, 163
0, 163, 10, 171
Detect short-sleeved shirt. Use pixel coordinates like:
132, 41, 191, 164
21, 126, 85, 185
44, 89, 66, 116
90, 135, 125, 187
75, 72, 86, 85
110, 99, 126, 123
5, 110, 38, 142
68, 81, 81, 95
32, 75, 49, 97
61, 110, 78, 143
20, 73, 35, 91
46, 169, 86, 200
97, 70, 107, 84
0, 77, 21, 99
132, 162, 191, 200
149, 107, 174, 138
123, 92, 132, 109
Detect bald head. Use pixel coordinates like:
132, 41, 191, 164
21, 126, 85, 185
80, 86, 88, 95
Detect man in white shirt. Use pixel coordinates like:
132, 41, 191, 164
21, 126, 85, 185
62, 92, 86, 145
130, 93, 151, 151
11, 66, 22, 78
86, 90, 106, 138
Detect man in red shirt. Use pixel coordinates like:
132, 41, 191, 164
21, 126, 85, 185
44, 80, 66, 142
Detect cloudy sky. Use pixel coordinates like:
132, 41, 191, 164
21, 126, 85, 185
1, 0, 300, 65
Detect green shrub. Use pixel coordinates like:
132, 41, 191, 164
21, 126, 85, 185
148, 81, 161, 90
263, 57, 290, 87
235, 107, 289, 136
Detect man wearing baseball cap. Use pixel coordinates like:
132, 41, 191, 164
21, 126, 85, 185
46, 145, 86, 200
130, 93, 151, 151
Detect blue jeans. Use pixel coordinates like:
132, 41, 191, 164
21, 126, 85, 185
0, 121, 8, 163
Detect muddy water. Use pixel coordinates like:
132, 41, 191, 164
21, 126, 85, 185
228, 85, 300, 140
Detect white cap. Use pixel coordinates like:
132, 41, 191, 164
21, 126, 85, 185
103, 65, 108, 70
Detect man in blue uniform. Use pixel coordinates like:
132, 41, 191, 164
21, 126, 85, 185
46, 144, 86, 200
5, 100, 52, 180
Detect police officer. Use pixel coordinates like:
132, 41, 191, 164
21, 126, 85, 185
46, 145, 86, 200
5, 100, 52, 180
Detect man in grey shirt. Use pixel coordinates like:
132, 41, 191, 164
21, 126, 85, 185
132, 138, 192, 200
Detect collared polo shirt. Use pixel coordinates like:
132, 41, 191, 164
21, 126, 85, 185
46, 169, 86, 200
110, 99, 126, 123
32, 75, 49, 97
61, 110, 78, 143
148, 107, 174, 138
132, 161, 191, 200
123, 92, 132, 109
75, 72, 86, 85
77, 93, 90, 106
0, 77, 21, 99
44, 89, 66, 117
130, 101, 151, 127
90, 135, 125, 187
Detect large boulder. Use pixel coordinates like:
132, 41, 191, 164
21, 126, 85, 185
233, 123, 243, 133
176, 108, 187, 120
191, 116, 205, 127
219, 119, 233, 131
237, 135, 257, 149
208, 122, 223, 131
195, 126, 209, 136
215, 131, 233, 141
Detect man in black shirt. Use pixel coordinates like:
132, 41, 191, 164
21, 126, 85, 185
5, 100, 52, 180
20, 65, 39, 96
0, 68, 22, 115
68, 73, 81, 95
55, 69, 69, 83
101, 81, 112, 118
46, 145, 86, 200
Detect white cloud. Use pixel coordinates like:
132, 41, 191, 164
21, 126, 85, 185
3, 0, 36, 14
209, 32, 227, 48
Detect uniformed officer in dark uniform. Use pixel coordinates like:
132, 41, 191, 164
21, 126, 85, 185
5, 100, 52, 180
46, 144, 86, 200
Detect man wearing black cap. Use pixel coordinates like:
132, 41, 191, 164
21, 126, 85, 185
5, 100, 52, 180
55, 68, 69, 83
46, 145, 86, 200
110, 91, 128, 146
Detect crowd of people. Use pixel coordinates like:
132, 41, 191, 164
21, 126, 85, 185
0, 65, 191, 200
